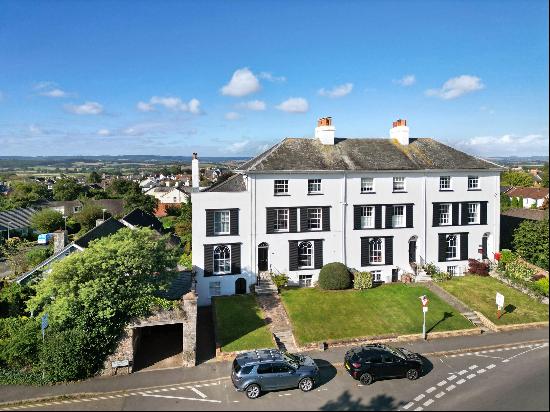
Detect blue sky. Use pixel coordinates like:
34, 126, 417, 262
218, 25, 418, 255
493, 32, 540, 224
0, 0, 548, 157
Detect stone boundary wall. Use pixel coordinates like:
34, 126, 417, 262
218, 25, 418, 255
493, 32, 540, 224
474, 311, 548, 332
490, 272, 549, 305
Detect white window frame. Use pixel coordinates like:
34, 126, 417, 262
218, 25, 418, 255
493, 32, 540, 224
393, 177, 406, 192
274, 179, 289, 195
371, 270, 382, 282
467, 202, 480, 224
439, 176, 452, 191
298, 241, 313, 269
439, 203, 452, 226
368, 238, 384, 264
274, 208, 289, 232
213, 210, 230, 235
361, 206, 375, 229
392, 205, 405, 228
468, 176, 480, 190
308, 179, 322, 194
307, 208, 322, 230
213, 245, 231, 275
447, 266, 458, 276
361, 177, 375, 193
209, 281, 221, 297
446, 235, 459, 261
299, 274, 313, 287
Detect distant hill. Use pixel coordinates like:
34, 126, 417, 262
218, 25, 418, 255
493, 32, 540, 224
486, 155, 549, 166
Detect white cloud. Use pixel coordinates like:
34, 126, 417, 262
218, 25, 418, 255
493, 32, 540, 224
455, 133, 549, 157
426, 75, 485, 100
65, 101, 103, 115
221, 68, 261, 97
276, 97, 309, 113
318, 83, 354, 98
97, 128, 111, 136
237, 100, 266, 111
34, 81, 72, 98
137, 96, 201, 114
394, 74, 416, 87
227, 140, 250, 153
259, 72, 286, 83
225, 112, 242, 121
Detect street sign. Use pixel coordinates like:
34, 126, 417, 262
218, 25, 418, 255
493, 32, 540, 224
419, 295, 429, 307
423, 306, 429, 313
496, 292, 504, 308
419, 295, 429, 339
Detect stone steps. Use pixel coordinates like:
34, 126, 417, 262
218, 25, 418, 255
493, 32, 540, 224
462, 311, 492, 333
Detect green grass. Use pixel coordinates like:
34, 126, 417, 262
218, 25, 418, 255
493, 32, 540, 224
213, 295, 273, 352
280, 284, 473, 345
439, 276, 549, 325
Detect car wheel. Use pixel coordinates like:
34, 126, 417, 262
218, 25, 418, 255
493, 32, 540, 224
299, 377, 314, 392
359, 373, 373, 385
406, 368, 420, 380
245, 383, 261, 399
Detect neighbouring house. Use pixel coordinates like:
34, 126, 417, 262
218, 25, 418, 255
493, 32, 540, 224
46, 199, 125, 217
0, 182, 10, 195
506, 187, 549, 209
500, 208, 549, 249
145, 185, 190, 217
500, 186, 513, 194
192, 117, 503, 306
139, 177, 158, 192
0, 207, 39, 239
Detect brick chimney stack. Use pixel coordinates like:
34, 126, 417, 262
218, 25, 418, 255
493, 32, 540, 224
390, 119, 410, 145
315, 117, 335, 145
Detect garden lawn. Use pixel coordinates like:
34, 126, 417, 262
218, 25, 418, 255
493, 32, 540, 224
439, 276, 549, 325
213, 295, 273, 352
280, 284, 473, 345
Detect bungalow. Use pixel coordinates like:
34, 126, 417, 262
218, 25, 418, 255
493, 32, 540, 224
506, 187, 549, 209
145, 185, 190, 217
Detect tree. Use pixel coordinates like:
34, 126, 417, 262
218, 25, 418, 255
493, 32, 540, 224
73, 202, 104, 233
52, 178, 83, 201
541, 164, 549, 188
87, 171, 102, 184
318, 262, 352, 290
500, 193, 512, 212
30, 209, 64, 233
512, 219, 549, 269
123, 191, 157, 214
0, 238, 33, 276
5, 181, 49, 209
501, 170, 534, 187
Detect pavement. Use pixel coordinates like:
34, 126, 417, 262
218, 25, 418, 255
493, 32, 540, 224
0, 326, 548, 411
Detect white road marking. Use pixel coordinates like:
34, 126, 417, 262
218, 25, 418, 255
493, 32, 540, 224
446, 384, 456, 391
466, 374, 476, 379
437, 380, 447, 386
414, 407, 423, 411
457, 370, 468, 375
475, 353, 504, 359
414, 394, 425, 402
426, 387, 436, 393
435, 391, 445, 399
423, 399, 434, 407
477, 368, 486, 374
447, 375, 457, 381
141, 394, 221, 403
190, 387, 207, 399
502, 359, 509, 363
456, 379, 466, 385
403, 402, 414, 410
469, 365, 478, 370
487, 364, 496, 370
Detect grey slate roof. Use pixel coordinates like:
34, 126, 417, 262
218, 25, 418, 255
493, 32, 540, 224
74, 217, 126, 248
205, 173, 247, 192
501, 208, 549, 221
0, 207, 38, 230
238, 137, 502, 172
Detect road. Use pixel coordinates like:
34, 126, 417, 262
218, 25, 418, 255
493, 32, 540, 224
0, 332, 548, 411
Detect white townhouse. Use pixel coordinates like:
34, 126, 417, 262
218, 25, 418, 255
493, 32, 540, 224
192, 118, 502, 306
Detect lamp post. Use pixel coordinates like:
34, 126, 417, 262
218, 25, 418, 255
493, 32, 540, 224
102, 208, 107, 221
7, 221, 12, 240
62, 215, 67, 232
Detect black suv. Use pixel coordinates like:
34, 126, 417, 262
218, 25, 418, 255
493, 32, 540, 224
344, 344, 423, 385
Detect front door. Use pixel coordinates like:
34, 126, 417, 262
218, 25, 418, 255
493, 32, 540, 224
258, 245, 268, 272
408, 241, 416, 263
235, 278, 246, 295
391, 269, 399, 283
482, 235, 488, 259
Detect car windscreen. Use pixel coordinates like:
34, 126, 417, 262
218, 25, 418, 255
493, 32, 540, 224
283, 352, 301, 367
232, 359, 241, 374
385, 345, 406, 359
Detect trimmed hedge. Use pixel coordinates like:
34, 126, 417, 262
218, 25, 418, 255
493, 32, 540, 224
353, 271, 373, 290
318, 262, 351, 290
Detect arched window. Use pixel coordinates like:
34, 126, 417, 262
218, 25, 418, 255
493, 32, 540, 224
213, 245, 231, 274
446, 235, 458, 260
369, 238, 383, 264
298, 241, 313, 268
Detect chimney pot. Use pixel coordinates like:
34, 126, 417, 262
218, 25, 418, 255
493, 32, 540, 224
390, 119, 410, 145
315, 116, 335, 145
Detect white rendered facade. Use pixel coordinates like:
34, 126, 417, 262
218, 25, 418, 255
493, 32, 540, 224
192, 169, 500, 306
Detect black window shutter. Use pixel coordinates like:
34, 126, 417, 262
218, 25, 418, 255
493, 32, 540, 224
266, 208, 275, 234
289, 208, 298, 233
375, 205, 383, 229
322, 207, 330, 231
460, 233, 469, 260
438, 234, 446, 262
231, 243, 241, 274
354, 205, 361, 230
480, 202, 487, 225
314, 240, 323, 269
432, 203, 440, 227
406, 204, 414, 228
230, 209, 239, 235
299, 208, 308, 232
384, 237, 394, 265
206, 210, 214, 236
289, 240, 298, 271
204, 244, 214, 276
360, 237, 369, 267
452, 202, 460, 226
461, 203, 469, 225
385, 205, 394, 228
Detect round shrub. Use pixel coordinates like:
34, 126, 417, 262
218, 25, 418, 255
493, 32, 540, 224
318, 262, 351, 290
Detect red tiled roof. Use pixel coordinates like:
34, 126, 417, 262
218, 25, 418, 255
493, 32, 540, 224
507, 187, 549, 200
